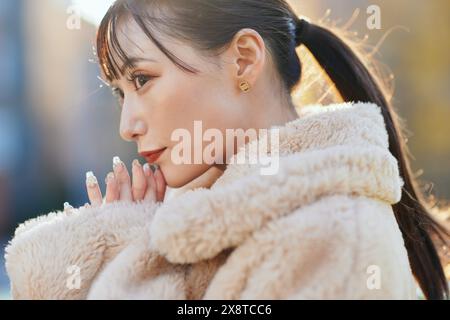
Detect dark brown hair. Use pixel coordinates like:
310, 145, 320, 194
96, 0, 449, 299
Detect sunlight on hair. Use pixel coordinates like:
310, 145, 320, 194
290, 7, 397, 114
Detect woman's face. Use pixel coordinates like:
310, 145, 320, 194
107, 18, 258, 188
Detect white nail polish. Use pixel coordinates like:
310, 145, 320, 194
86, 171, 98, 187
133, 159, 141, 167
105, 172, 114, 184
113, 156, 122, 169
64, 202, 73, 210
143, 163, 150, 175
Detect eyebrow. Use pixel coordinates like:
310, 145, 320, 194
119, 57, 158, 74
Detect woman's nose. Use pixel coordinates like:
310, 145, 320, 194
120, 111, 146, 142
119, 96, 148, 141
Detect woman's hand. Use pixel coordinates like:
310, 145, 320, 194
84, 156, 167, 207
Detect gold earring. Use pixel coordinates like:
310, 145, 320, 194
239, 80, 251, 93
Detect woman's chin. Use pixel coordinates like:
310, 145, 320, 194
160, 163, 212, 189
164, 176, 190, 189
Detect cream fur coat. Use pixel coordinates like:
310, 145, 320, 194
4, 102, 418, 299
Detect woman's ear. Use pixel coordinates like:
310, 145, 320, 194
226, 28, 267, 88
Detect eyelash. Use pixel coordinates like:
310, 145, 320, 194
127, 73, 154, 91
111, 73, 155, 108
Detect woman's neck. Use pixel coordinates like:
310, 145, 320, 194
180, 98, 298, 192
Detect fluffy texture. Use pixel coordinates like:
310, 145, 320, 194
4, 102, 418, 299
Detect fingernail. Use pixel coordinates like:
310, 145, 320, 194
105, 172, 114, 184
64, 202, 73, 210
132, 159, 141, 168
151, 164, 160, 173
113, 156, 123, 171
143, 163, 151, 176
86, 171, 98, 188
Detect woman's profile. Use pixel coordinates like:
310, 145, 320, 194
4, 0, 449, 300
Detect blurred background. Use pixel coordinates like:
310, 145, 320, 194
0, 0, 449, 299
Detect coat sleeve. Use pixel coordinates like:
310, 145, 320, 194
4, 200, 161, 299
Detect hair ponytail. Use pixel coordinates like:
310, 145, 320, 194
294, 17, 449, 300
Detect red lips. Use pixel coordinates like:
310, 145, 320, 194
139, 148, 167, 163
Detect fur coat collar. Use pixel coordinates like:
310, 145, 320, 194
151, 102, 404, 264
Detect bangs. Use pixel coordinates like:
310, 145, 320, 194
96, 1, 199, 84
96, 4, 130, 82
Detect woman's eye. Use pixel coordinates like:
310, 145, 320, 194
132, 74, 152, 90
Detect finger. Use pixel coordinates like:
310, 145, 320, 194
86, 171, 103, 207
113, 156, 133, 201
154, 166, 167, 202
104, 172, 120, 203
63, 202, 74, 214
143, 163, 157, 202
132, 159, 147, 201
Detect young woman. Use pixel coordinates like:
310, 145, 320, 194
5, 0, 449, 299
